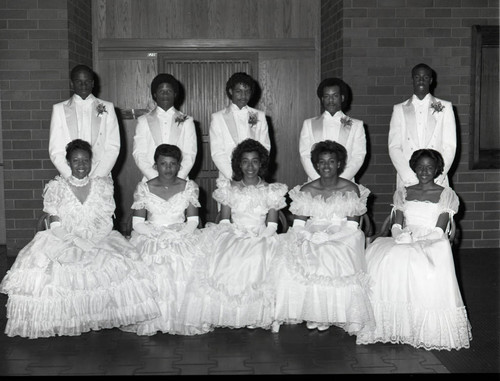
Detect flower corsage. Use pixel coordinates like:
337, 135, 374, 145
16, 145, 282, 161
248, 112, 258, 127
430, 101, 445, 114
340, 116, 353, 129
175, 113, 189, 126
96, 103, 108, 117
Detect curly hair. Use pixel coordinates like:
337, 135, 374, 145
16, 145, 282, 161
409, 149, 444, 178
225, 72, 255, 99
154, 143, 182, 163
150, 73, 179, 99
70, 65, 94, 81
310, 140, 347, 176
231, 138, 269, 181
65, 139, 92, 161
317, 77, 347, 100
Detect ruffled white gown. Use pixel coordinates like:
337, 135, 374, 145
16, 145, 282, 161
356, 187, 472, 351
122, 180, 212, 336
0, 176, 160, 339
182, 179, 288, 330
274, 184, 375, 335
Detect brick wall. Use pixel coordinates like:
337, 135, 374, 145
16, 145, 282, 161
0, 0, 92, 256
321, 0, 499, 249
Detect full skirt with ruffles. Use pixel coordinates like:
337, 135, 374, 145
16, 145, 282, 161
122, 225, 213, 336
355, 236, 472, 351
274, 226, 375, 335
0, 230, 160, 339
180, 222, 282, 330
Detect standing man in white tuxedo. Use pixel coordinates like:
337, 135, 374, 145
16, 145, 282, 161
388, 63, 456, 188
49, 65, 120, 179
299, 78, 366, 183
133, 73, 197, 181
209, 72, 271, 182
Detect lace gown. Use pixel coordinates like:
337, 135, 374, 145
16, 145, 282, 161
274, 185, 375, 335
356, 187, 472, 350
0, 176, 160, 339
122, 180, 212, 336
182, 179, 288, 330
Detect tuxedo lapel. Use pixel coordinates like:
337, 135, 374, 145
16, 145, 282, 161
311, 115, 323, 142
425, 96, 438, 146
222, 107, 238, 145
337, 111, 349, 146
63, 98, 78, 140
91, 99, 102, 145
403, 98, 419, 145
169, 109, 182, 144
146, 108, 163, 146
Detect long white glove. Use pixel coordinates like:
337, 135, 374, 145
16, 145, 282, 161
72, 236, 95, 251
132, 216, 155, 236
391, 224, 413, 244
292, 219, 306, 232
50, 221, 72, 241
260, 222, 278, 237
181, 216, 199, 235
345, 220, 359, 231
415, 227, 445, 241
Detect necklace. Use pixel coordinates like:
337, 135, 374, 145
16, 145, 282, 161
242, 176, 262, 187
67, 175, 90, 187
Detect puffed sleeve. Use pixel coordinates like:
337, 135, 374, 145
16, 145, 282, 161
42, 176, 64, 215
438, 187, 459, 216
267, 183, 288, 210
95, 176, 116, 216
213, 178, 232, 206
131, 182, 149, 210
289, 185, 311, 217
185, 180, 201, 208
391, 187, 407, 213
352, 184, 370, 216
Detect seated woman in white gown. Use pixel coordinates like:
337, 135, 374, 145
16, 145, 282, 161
0, 139, 160, 339
183, 139, 287, 332
122, 144, 212, 336
274, 140, 374, 336
356, 149, 472, 351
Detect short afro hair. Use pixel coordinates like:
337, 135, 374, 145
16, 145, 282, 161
65, 139, 93, 161
409, 149, 444, 178
225, 72, 255, 99
310, 140, 347, 175
150, 73, 180, 99
70, 65, 94, 81
231, 138, 269, 181
411, 63, 433, 78
154, 143, 182, 164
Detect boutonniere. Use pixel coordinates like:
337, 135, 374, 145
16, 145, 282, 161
340, 116, 353, 129
174, 113, 189, 126
96, 103, 107, 117
430, 101, 445, 114
248, 112, 258, 127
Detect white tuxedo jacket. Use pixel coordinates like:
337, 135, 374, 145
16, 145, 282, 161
132, 107, 197, 180
209, 105, 270, 181
299, 111, 366, 182
388, 95, 456, 188
48, 95, 120, 178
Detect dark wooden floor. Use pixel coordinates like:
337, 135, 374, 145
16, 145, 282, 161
0, 246, 498, 375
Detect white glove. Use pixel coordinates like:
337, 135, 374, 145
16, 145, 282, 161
50, 221, 72, 241
392, 223, 413, 244
260, 222, 278, 237
219, 219, 231, 224
292, 219, 306, 232
132, 216, 154, 236
416, 227, 445, 241
345, 220, 359, 231
72, 236, 95, 251
181, 216, 199, 235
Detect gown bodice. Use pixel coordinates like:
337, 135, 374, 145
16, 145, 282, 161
131, 180, 200, 227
